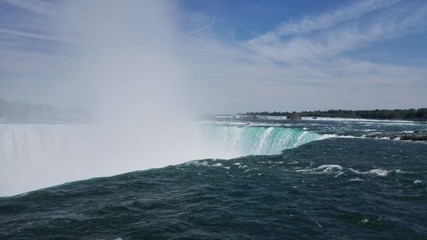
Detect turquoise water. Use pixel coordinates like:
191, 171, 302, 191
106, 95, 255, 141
1, 119, 426, 239
198, 124, 327, 157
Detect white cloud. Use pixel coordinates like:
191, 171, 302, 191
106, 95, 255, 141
179, 1, 427, 112
246, 2, 427, 64
0, 0, 426, 112
250, 0, 402, 44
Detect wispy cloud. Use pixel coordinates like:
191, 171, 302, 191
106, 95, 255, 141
2, 0, 55, 15
0, 28, 68, 43
0, 0, 426, 111
0, 0, 59, 55
251, 0, 402, 44
181, 1, 427, 111
246, 1, 427, 63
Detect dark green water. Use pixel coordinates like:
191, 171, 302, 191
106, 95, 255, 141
1, 136, 426, 239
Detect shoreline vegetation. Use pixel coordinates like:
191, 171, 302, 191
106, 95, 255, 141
243, 108, 427, 121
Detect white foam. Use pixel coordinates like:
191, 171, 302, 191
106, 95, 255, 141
187, 161, 209, 167
188, 161, 225, 168
349, 168, 362, 174
350, 168, 401, 177
414, 180, 422, 184
361, 129, 377, 132
329, 134, 359, 139
401, 130, 415, 134
211, 163, 223, 167
367, 169, 389, 177
315, 164, 343, 172
296, 164, 343, 175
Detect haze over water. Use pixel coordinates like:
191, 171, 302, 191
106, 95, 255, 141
0, 1, 206, 196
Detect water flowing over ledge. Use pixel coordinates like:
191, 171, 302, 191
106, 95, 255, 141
2, 116, 426, 196
199, 124, 330, 158
0, 122, 330, 196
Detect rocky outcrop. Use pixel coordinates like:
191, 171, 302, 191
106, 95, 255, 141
400, 134, 427, 141
371, 133, 427, 142
287, 112, 302, 122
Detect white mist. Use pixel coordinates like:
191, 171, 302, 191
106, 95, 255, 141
0, 1, 205, 196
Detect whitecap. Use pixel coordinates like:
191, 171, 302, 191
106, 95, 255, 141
350, 168, 395, 177
401, 130, 414, 134
190, 161, 209, 167
367, 169, 389, 177
414, 180, 422, 184
315, 164, 343, 172
361, 219, 369, 224
296, 164, 343, 175
349, 168, 362, 174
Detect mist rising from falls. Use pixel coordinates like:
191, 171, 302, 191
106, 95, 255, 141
0, 122, 205, 196
58, 1, 203, 170
1, 1, 331, 196
0, 124, 92, 196
0, 1, 202, 196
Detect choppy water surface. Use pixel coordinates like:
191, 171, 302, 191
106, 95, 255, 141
1, 119, 426, 239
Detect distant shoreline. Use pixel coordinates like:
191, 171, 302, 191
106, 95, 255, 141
243, 108, 427, 122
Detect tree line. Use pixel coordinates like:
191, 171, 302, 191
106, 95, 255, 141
244, 108, 427, 121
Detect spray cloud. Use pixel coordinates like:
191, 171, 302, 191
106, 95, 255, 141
0, 0, 205, 196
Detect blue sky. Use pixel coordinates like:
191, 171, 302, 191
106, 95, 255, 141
0, 0, 426, 113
